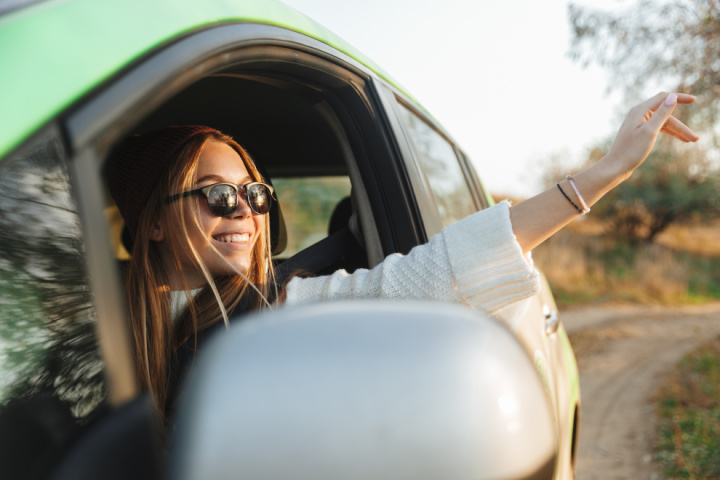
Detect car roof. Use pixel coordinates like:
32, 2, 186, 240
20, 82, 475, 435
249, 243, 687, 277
0, 0, 410, 160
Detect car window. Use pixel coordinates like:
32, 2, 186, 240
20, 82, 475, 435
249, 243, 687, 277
396, 102, 478, 229
272, 176, 352, 257
0, 132, 105, 475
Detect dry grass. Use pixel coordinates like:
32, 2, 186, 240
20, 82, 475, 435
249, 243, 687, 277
656, 220, 720, 256
533, 220, 720, 306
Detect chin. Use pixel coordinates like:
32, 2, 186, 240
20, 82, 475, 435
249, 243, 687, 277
228, 258, 252, 276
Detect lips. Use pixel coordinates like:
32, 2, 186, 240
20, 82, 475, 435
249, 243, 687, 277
213, 233, 251, 244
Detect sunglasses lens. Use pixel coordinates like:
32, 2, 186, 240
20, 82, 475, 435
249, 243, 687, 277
246, 184, 272, 214
207, 185, 238, 217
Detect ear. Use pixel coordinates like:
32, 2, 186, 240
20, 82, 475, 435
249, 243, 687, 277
149, 222, 165, 242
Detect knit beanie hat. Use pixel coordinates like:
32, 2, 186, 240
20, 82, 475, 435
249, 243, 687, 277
105, 125, 219, 240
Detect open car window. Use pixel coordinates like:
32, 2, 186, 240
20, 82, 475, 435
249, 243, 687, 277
272, 176, 352, 258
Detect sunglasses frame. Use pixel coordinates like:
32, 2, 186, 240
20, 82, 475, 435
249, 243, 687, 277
165, 181, 276, 216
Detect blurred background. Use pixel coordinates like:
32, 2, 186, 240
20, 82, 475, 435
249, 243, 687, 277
283, 0, 720, 307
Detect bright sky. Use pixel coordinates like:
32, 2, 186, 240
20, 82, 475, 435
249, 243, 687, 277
281, 0, 626, 198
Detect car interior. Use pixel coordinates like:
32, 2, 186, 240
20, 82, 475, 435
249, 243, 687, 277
107, 66, 390, 275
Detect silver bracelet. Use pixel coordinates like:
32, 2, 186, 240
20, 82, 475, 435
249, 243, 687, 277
566, 175, 590, 214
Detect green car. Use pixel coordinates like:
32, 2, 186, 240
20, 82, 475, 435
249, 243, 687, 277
0, 0, 579, 478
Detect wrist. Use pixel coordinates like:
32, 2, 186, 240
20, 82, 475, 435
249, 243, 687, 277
593, 153, 632, 190
597, 148, 635, 189
568, 157, 627, 208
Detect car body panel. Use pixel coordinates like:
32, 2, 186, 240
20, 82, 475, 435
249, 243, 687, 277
0, 0, 410, 160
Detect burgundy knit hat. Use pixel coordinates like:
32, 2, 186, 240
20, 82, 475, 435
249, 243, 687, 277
105, 125, 219, 240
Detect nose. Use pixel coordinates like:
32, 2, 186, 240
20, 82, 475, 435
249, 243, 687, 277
229, 188, 253, 218
229, 193, 253, 218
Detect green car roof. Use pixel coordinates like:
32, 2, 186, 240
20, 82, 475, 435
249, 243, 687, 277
0, 0, 398, 160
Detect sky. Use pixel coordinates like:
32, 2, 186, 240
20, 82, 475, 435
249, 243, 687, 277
280, 0, 628, 198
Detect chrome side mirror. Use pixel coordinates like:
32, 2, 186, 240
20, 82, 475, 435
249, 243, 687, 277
171, 301, 556, 480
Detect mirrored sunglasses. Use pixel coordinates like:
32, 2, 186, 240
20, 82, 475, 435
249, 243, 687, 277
165, 182, 275, 217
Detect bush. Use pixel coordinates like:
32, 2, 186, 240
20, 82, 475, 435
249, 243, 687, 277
655, 337, 720, 478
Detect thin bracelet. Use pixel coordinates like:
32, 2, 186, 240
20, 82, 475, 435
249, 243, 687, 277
566, 175, 590, 214
556, 183, 584, 214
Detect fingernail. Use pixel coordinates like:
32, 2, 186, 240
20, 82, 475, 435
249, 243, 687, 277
665, 93, 678, 106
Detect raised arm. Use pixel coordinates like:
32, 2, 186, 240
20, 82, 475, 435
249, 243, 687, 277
510, 92, 699, 253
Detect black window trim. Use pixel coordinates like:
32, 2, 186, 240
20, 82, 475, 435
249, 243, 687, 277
373, 82, 438, 242
69, 145, 138, 407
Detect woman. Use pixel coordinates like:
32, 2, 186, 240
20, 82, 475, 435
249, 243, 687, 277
106, 92, 698, 420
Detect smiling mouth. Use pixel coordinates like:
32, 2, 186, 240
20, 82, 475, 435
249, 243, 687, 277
214, 233, 251, 244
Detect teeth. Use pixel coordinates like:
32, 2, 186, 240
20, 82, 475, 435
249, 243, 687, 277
216, 233, 250, 243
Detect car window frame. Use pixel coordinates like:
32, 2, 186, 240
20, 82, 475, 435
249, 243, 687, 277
374, 83, 485, 237
456, 149, 491, 210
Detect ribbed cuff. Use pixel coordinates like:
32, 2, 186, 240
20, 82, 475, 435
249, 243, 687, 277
441, 201, 539, 314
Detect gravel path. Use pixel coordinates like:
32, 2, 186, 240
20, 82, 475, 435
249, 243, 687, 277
559, 303, 720, 480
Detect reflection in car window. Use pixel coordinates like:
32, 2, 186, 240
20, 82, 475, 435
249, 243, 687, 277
396, 102, 478, 229
0, 133, 105, 421
272, 176, 352, 257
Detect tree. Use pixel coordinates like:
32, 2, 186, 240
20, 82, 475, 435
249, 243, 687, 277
569, 0, 720, 136
590, 139, 720, 242
568, 0, 720, 241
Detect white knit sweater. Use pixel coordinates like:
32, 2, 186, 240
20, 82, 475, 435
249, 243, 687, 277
284, 201, 539, 315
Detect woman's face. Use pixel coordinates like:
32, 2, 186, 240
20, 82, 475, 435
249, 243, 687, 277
159, 139, 266, 288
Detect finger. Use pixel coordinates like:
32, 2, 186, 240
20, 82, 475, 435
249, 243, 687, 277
661, 126, 693, 142
663, 116, 700, 142
638, 91, 696, 115
660, 124, 688, 142
645, 93, 678, 132
639, 91, 673, 114
676, 93, 697, 105
660, 121, 683, 140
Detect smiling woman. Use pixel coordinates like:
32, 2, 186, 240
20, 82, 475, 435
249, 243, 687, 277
158, 141, 270, 287
106, 126, 277, 416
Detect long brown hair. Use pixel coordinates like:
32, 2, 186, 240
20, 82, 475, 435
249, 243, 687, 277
122, 131, 275, 420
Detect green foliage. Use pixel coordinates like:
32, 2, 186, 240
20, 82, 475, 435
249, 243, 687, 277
273, 176, 351, 256
569, 0, 720, 136
568, 0, 720, 242
656, 337, 720, 478
591, 138, 720, 242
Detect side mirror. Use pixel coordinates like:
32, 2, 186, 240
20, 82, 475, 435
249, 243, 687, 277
170, 301, 556, 480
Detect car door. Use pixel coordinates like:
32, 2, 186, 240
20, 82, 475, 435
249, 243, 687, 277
374, 82, 579, 478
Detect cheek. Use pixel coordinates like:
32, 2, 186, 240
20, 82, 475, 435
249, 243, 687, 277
201, 214, 221, 237
186, 203, 218, 236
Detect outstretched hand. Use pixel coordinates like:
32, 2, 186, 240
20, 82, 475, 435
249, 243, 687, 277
510, 91, 700, 254
605, 92, 699, 179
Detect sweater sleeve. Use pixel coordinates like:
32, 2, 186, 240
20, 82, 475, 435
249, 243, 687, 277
283, 201, 539, 315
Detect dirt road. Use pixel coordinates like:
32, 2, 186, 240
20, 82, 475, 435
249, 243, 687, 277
560, 303, 720, 480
